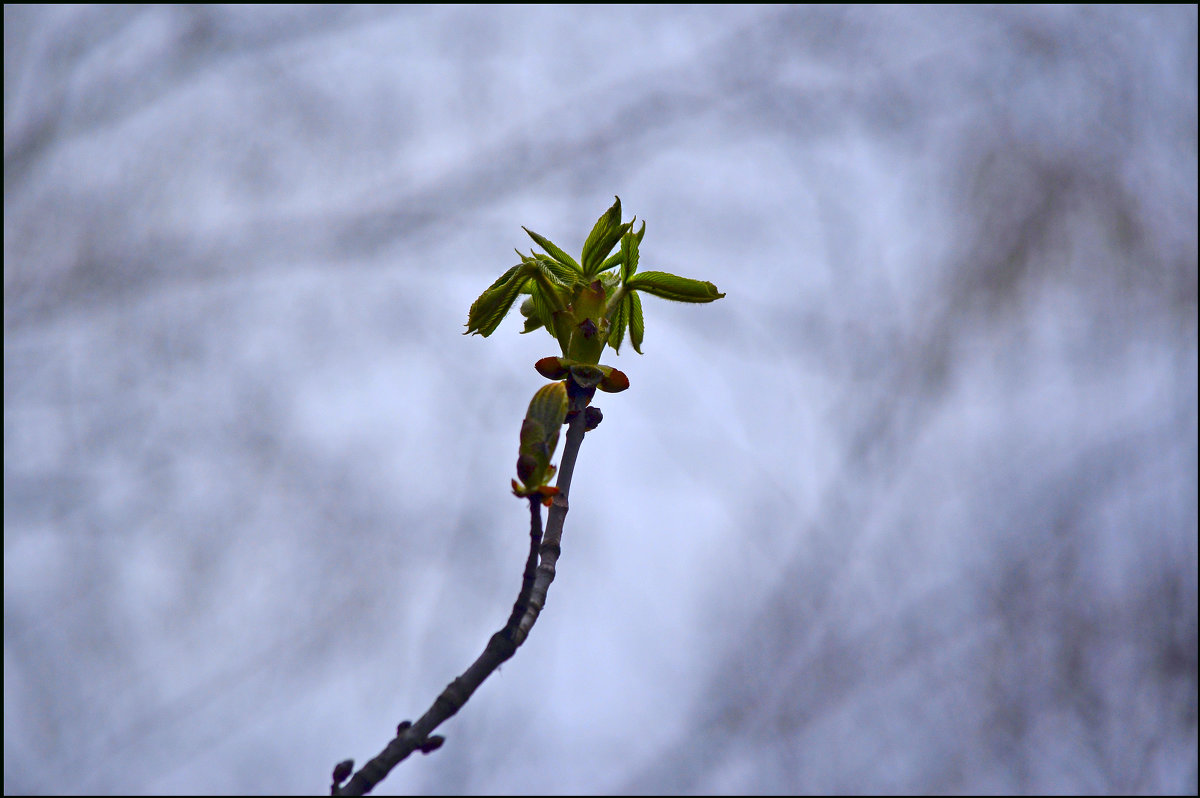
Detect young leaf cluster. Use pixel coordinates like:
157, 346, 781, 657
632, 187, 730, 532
511, 381, 569, 504
466, 197, 725, 361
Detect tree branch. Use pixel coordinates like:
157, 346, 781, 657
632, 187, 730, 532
331, 397, 590, 796
513, 392, 588, 643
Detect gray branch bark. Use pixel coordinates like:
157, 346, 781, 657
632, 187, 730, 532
332, 391, 590, 796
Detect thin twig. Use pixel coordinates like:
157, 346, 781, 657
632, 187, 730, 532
501, 497, 546, 640
332, 397, 590, 796
514, 393, 588, 643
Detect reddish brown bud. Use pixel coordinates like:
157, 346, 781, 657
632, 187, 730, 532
535, 356, 569, 380
598, 367, 630, 393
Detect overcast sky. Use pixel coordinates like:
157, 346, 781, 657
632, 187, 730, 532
4, 5, 1196, 794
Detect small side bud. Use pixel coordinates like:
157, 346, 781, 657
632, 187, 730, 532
396, 720, 412, 735
419, 735, 445, 754
584, 406, 603, 430
332, 759, 354, 785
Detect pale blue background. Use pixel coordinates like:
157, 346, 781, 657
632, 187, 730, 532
5, 5, 1196, 794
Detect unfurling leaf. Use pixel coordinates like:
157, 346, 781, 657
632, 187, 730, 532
485, 263, 523, 292
620, 221, 642, 282
523, 228, 581, 273
526, 381, 568, 436
512, 381, 569, 503
608, 290, 628, 354
522, 283, 561, 335
531, 253, 579, 287
628, 290, 645, 354
595, 250, 625, 274
529, 262, 570, 310
466, 263, 535, 337
581, 197, 631, 277
623, 271, 725, 303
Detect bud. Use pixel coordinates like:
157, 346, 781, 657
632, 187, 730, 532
568, 364, 604, 389
332, 760, 354, 784
597, 366, 629, 393
535, 356, 569, 380
419, 735, 445, 754
513, 382, 568, 499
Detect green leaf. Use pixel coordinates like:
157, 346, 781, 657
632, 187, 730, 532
591, 221, 631, 278
465, 263, 533, 336
598, 270, 622, 295
629, 290, 644, 354
596, 250, 624, 274
489, 262, 524, 292
525, 380, 568, 438
530, 262, 569, 309
620, 222, 641, 282
532, 255, 579, 290
623, 271, 725, 303
514, 381, 568, 498
523, 228, 581, 273
580, 197, 630, 277
608, 289, 628, 354
521, 281, 558, 335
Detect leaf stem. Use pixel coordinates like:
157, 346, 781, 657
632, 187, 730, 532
603, 283, 627, 324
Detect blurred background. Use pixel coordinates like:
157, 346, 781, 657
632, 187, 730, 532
4, 5, 1196, 794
